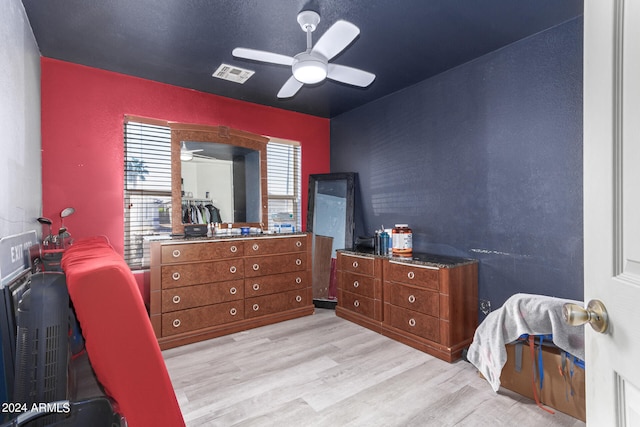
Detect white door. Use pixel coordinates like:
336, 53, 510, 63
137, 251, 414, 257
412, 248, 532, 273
583, 0, 640, 424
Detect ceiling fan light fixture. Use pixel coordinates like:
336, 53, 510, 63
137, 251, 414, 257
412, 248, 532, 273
292, 55, 327, 84
180, 142, 194, 161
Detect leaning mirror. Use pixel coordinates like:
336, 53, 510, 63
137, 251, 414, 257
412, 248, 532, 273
170, 123, 268, 235
307, 173, 356, 306
307, 172, 356, 254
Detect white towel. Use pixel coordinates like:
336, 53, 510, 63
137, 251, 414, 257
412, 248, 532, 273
466, 293, 585, 392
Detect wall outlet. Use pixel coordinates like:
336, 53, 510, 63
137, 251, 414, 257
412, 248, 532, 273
479, 299, 491, 315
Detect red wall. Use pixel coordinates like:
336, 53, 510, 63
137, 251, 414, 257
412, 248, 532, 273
41, 58, 330, 257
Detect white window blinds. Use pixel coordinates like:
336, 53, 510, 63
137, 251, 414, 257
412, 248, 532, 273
267, 140, 301, 231
123, 119, 172, 269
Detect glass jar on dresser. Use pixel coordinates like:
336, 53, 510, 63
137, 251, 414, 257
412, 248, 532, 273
336, 250, 478, 363
150, 233, 313, 350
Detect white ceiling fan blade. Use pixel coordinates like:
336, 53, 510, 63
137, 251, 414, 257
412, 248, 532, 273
232, 48, 294, 66
277, 76, 304, 98
181, 142, 203, 153
312, 20, 360, 61
327, 63, 375, 87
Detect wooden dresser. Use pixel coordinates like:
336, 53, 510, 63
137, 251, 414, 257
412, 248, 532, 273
336, 250, 478, 362
335, 252, 383, 332
150, 233, 313, 349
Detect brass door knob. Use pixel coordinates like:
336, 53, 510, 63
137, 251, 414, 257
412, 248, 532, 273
563, 299, 609, 333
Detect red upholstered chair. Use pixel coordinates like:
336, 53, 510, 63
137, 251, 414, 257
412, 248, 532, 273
61, 236, 185, 427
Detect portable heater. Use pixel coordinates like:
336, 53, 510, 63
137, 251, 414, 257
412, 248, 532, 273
13, 273, 69, 425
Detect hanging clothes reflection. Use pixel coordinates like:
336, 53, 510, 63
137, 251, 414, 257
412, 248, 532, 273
182, 199, 222, 224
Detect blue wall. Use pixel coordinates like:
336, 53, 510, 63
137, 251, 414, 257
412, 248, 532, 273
330, 17, 583, 317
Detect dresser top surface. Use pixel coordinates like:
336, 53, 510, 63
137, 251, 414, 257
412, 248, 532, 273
151, 232, 308, 246
338, 249, 477, 268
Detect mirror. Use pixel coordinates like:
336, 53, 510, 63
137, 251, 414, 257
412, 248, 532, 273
180, 142, 260, 223
170, 123, 268, 235
307, 173, 356, 255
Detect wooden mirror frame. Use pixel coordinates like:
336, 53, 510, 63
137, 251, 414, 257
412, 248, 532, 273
170, 122, 269, 235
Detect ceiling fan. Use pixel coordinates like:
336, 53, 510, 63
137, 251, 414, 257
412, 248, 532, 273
232, 10, 375, 98
180, 142, 202, 162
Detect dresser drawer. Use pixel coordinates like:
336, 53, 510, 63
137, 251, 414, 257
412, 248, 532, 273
339, 290, 376, 319
162, 279, 244, 312
161, 259, 243, 288
341, 271, 376, 298
385, 261, 439, 290
244, 236, 306, 256
244, 253, 306, 277
339, 253, 375, 276
384, 282, 438, 317
161, 301, 244, 336
161, 241, 243, 264
385, 304, 440, 342
245, 271, 308, 297
244, 289, 309, 319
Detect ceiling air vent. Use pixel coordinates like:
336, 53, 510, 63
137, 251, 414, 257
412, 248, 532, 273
212, 63, 254, 84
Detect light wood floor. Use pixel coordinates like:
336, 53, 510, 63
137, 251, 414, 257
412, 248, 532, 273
163, 309, 586, 427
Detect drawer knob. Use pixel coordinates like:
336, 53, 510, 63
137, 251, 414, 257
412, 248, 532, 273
230, 245, 238, 253
295, 258, 302, 266
354, 300, 360, 308
407, 271, 415, 280
252, 243, 259, 251
230, 287, 237, 295
172, 249, 181, 258
295, 277, 302, 284
409, 318, 416, 327
296, 241, 302, 247
230, 266, 237, 274
353, 280, 359, 288
408, 295, 416, 303
230, 308, 237, 316
172, 272, 181, 281
253, 263, 260, 271
172, 319, 181, 328
252, 283, 260, 291
252, 303, 260, 311
352, 261, 359, 268
172, 295, 181, 304
296, 295, 302, 303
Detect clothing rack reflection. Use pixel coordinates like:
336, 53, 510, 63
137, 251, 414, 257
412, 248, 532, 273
181, 198, 222, 224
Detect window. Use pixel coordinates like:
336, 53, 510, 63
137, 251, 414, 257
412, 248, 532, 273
267, 140, 301, 231
124, 118, 172, 268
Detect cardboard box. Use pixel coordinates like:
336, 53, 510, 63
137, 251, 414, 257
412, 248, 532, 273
500, 341, 585, 421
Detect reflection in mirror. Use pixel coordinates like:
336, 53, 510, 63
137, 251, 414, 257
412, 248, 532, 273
181, 141, 261, 224
307, 173, 356, 255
